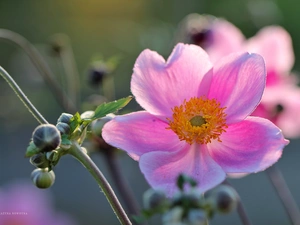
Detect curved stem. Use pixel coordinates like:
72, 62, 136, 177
266, 165, 300, 225
0, 29, 76, 113
69, 142, 132, 225
0, 66, 48, 124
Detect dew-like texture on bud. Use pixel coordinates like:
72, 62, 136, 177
32, 124, 61, 152
186, 209, 208, 225
207, 185, 239, 214
56, 122, 71, 135
30, 153, 49, 168
143, 189, 168, 210
31, 168, 55, 189
57, 113, 73, 124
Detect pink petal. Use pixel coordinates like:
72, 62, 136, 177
131, 43, 212, 119
246, 26, 294, 74
207, 116, 288, 173
207, 18, 245, 63
102, 111, 185, 160
139, 144, 226, 196
208, 52, 266, 124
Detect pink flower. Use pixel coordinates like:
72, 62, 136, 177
0, 181, 77, 225
186, 15, 300, 138
102, 43, 288, 196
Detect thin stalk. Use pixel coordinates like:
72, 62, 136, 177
69, 142, 132, 225
266, 165, 300, 225
223, 179, 253, 225
0, 66, 48, 124
0, 29, 76, 113
53, 34, 81, 108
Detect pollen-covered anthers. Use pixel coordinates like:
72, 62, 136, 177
167, 97, 228, 145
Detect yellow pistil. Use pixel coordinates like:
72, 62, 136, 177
167, 96, 228, 145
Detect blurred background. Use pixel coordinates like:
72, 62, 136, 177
0, 0, 300, 224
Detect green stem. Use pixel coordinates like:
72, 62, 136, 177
266, 165, 300, 225
0, 66, 48, 124
69, 142, 132, 225
0, 29, 76, 113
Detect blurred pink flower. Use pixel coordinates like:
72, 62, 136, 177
0, 181, 77, 225
190, 16, 300, 138
102, 43, 288, 195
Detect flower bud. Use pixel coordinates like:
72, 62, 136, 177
143, 189, 169, 210
30, 153, 49, 168
91, 114, 114, 136
56, 122, 71, 135
31, 168, 55, 189
88, 65, 108, 86
186, 209, 208, 225
162, 206, 184, 225
32, 124, 61, 152
206, 185, 239, 214
46, 150, 60, 162
80, 110, 95, 120
57, 113, 73, 124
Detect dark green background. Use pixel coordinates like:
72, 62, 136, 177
0, 0, 299, 224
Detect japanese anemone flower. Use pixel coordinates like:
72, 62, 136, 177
102, 43, 288, 195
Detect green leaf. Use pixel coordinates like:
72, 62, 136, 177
69, 112, 82, 133
177, 174, 198, 190
61, 134, 72, 146
25, 141, 41, 157
91, 96, 132, 120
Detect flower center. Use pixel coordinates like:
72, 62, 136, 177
167, 97, 228, 145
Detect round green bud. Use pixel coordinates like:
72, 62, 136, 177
31, 168, 55, 189
143, 188, 169, 210
56, 122, 70, 135
32, 124, 61, 152
30, 153, 49, 168
57, 113, 73, 124
206, 185, 239, 214
186, 209, 208, 225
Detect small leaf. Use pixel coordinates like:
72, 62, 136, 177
91, 96, 132, 120
61, 134, 72, 146
25, 141, 41, 157
69, 112, 82, 133
177, 174, 198, 190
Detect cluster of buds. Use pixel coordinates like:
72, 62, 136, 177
26, 113, 73, 189
139, 175, 239, 225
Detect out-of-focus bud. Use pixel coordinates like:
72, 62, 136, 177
57, 113, 73, 124
32, 124, 61, 152
88, 63, 108, 87
186, 209, 208, 225
162, 206, 184, 225
143, 189, 169, 211
91, 114, 115, 136
206, 185, 239, 214
176, 14, 215, 47
56, 122, 71, 135
31, 168, 55, 189
30, 153, 50, 169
